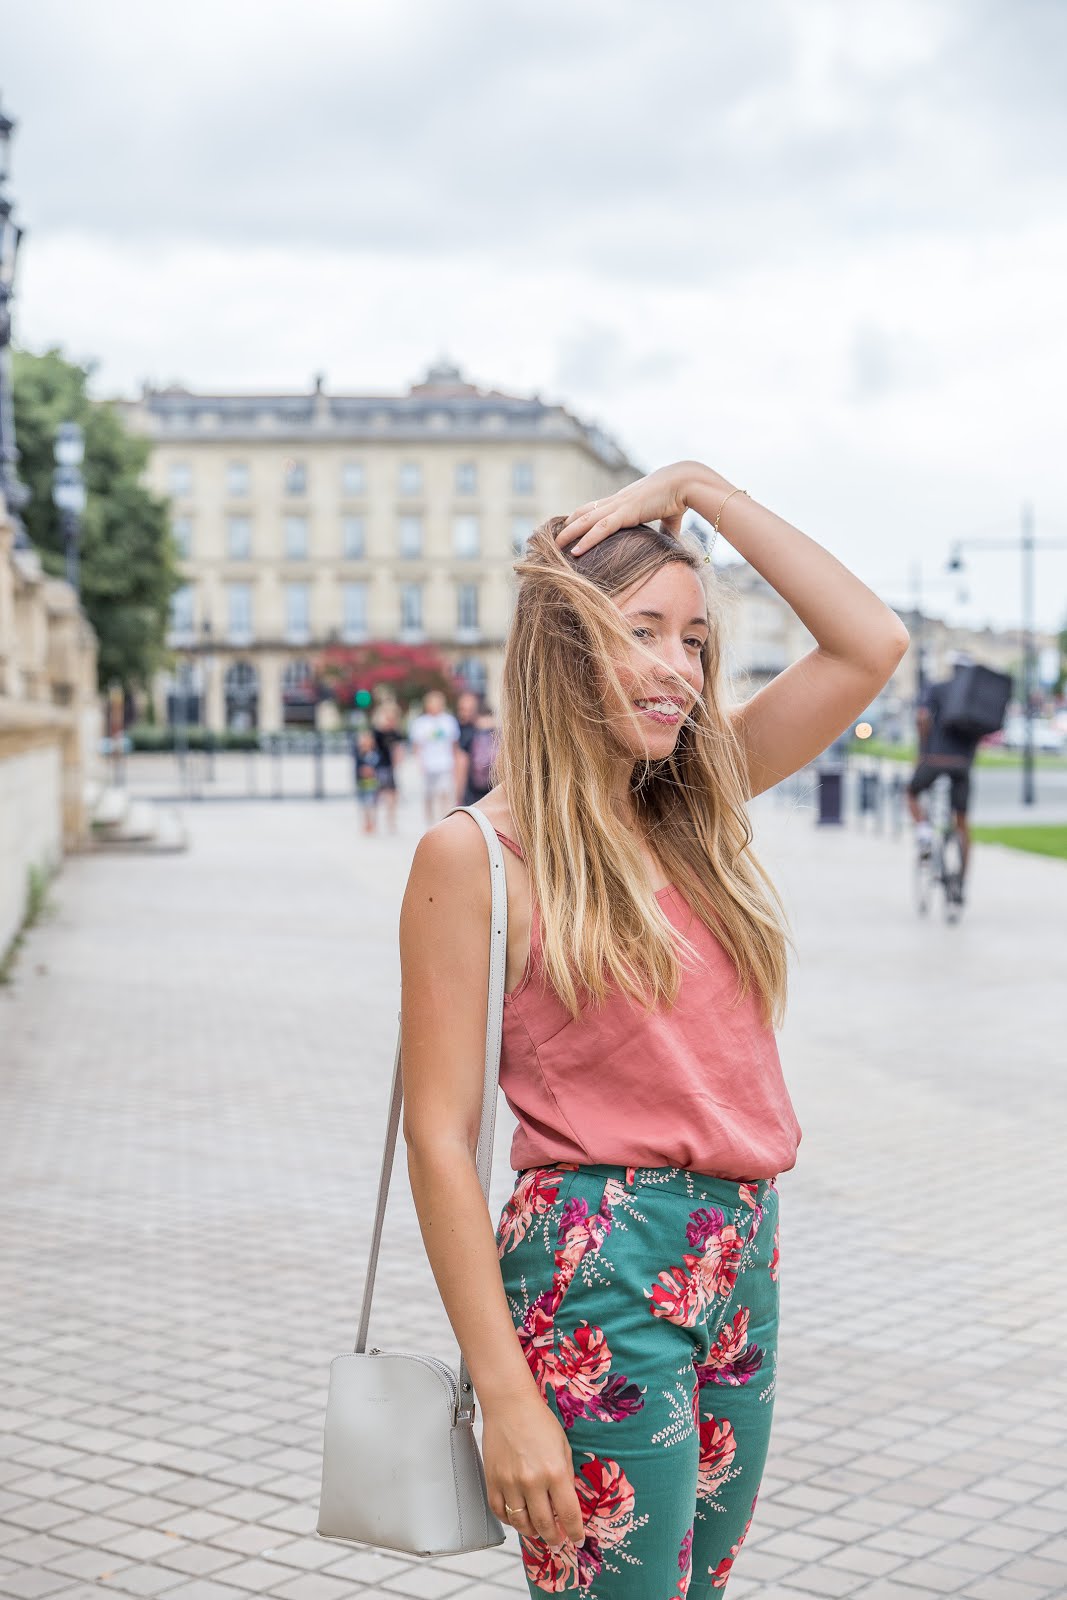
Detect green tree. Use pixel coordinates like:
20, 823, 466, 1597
12, 346, 180, 693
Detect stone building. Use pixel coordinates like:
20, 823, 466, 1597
0, 494, 99, 956
118, 363, 640, 732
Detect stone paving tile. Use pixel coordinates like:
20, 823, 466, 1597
2, 795, 1067, 1599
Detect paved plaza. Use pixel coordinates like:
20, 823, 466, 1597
1, 775, 1065, 1600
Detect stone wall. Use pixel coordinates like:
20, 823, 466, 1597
0, 495, 100, 958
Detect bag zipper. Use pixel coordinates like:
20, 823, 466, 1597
367, 1348, 475, 1424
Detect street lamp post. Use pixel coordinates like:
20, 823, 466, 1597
0, 95, 31, 545
52, 421, 87, 592
948, 506, 1067, 807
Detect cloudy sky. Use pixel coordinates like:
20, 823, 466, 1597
3, 0, 1066, 632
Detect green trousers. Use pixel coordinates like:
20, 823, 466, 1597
495, 1162, 780, 1596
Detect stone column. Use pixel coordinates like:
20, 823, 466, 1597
258, 653, 283, 732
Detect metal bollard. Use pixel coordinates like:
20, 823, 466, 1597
816, 765, 845, 825
313, 732, 325, 799
271, 734, 283, 800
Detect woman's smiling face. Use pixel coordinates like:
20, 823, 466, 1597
608, 562, 709, 760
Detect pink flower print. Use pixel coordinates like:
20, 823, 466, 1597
737, 1182, 764, 1240
625, 1166, 637, 1186
646, 1211, 742, 1327
552, 1322, 613, 1424
696, 1223, 743, 1301
686, 1206, 725, 1250
769, 1219, 780, 1283
645, 1257, 704, 1326
576, 1455, 636, 1551
518, 1455, 636, 1593
710, 1492, 757, 1589
517, 1289, 557, 1399
519, 1531, 583, 1593
695, 1307, 764, 1387
558, 1195, 589, 1237
550, 1323, 645, 1428
668, 1525, 694, 1599
497, 1165, 574, 1257
550, 1202, 613, 1315
697, 1415, 737, 1501
584, 1371, 646, 1423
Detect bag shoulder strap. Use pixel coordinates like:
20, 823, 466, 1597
355, 806, 509, 1422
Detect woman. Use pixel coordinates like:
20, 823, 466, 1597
399, 461, 908, 1596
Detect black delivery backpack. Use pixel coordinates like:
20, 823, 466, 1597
939, 663, 1013, 740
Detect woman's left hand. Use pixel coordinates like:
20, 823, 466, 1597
555, 460, 729, 556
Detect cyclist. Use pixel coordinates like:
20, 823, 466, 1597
906, 652, 982, 899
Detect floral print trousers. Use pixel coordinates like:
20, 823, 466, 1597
494, 1162, 780, 1596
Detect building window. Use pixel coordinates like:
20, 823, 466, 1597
284, 515, 309, 560
167, 461, 192, 497
457, 583, 479, 630
398, 461, 423, 497
224, 660, 259, 731
226, 583, 253, 644
285, 582, 311, 643
342, 582, 368, 642
455, 461, 478, 496
452, 514, 480, 560
399, 514, 423, 559
342, 516, 366, 560
282, 658, 316, 727
226, 461, 250, 497
172, 516, 193, 560
400, 582, 423, 631
341, 461, 366, 496
169, 583, 195, 639
455, 655, 488, 696
512, 460, 535, 495
284, 459, 308, 496
227, 515, 252, 561
511, 514, 536, 553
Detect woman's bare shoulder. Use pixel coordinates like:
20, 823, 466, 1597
405, 788, 512, 896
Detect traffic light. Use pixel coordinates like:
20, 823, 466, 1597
354, 689, 373, 709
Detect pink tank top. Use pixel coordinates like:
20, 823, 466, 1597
494, 830, 802, 1182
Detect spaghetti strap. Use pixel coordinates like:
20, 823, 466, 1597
493, 829, 526, 862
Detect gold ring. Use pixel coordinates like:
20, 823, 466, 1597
504, 1502, 525, 1517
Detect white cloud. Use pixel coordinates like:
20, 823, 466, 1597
5, 0, 1067, 630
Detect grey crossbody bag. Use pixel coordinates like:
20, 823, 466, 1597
316, 805, 509, 1556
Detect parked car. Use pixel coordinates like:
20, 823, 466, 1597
998, 716, 1065, 754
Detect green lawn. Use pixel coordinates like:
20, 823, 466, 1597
850, 737, 1067, 771
970, 825, 1067, 861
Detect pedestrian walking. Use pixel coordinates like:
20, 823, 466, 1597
399, 462, 908, 1595
353, 727, 381, 835
457, 704, 500, 807
372, 702, 405, 834
408, 688, 461, 825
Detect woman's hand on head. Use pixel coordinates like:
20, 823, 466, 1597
556, 460, 730, 556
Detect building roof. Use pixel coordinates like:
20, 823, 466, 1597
115, 362, 638, 472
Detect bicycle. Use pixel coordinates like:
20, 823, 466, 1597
914, 772, 966, 924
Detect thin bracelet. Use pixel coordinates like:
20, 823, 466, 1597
704, 487, 750, 564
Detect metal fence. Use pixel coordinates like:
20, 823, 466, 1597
114, 732, 370, 803
111, 732, 913, 828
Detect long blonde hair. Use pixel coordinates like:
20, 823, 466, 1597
493, 517, 792, 1029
